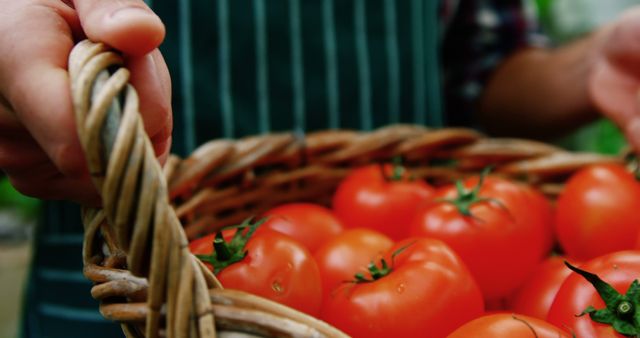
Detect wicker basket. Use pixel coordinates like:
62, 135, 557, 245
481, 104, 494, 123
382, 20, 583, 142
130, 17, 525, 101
69, 39, 622, 338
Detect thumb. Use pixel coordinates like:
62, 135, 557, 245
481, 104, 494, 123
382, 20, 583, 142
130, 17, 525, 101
72, 0, 165, 56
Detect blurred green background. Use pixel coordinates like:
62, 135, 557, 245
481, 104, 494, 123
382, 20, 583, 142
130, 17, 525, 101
0, 176, 40, 226
0, 174, 39, 338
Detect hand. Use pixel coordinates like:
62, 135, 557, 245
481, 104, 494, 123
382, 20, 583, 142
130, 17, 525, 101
589, 7, 640, 152
0, 0, 172, 205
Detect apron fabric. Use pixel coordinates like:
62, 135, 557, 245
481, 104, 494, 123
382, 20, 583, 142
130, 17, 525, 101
158, 0, 443, 156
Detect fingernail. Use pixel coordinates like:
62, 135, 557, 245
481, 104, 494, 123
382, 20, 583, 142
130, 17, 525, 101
109, 6, 158, 22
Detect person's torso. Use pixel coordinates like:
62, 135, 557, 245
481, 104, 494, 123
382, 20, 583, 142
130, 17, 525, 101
155, 0, 446, 155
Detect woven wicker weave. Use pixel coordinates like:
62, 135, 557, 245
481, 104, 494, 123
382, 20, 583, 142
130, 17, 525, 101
70, 39, 621, 337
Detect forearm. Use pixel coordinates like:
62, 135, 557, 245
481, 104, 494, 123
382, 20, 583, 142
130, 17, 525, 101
478, 33, 602, 139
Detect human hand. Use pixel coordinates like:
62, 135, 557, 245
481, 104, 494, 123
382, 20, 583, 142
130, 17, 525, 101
0, 0, 172, 205
589, 7, 640, 152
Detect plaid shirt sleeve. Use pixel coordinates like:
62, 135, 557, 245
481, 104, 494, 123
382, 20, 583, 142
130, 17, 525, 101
441, 0, 546, 127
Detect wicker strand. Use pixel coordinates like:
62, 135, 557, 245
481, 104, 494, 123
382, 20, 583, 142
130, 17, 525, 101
70, 40, 218, 338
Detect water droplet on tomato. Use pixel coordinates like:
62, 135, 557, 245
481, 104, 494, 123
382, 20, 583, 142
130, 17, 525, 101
272, 280, 284, 294
396, 283, 405, 294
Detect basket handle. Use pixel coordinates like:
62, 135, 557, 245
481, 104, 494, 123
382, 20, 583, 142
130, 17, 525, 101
69, 39, 349, 338
69, 39, 218, 337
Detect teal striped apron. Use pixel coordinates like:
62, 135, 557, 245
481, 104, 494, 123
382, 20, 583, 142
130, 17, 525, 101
22, 1, 443, 336
157, 0, 443, 155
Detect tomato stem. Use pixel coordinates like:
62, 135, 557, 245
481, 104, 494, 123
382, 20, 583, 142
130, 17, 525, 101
436, 167, 505, 219
379, 157, 409, 182
565, 261, 640, 337
350, 241, 415, 284
195, 217, 267, 274
213, 232, 232, 261
618, 301, 634, 317
390, 157, 406, 181
624, 153, 640, 182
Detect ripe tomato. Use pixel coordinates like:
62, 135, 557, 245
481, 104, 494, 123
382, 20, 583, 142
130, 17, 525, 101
260, 203, 344, 253
189, 222, 322, 316
332, 163, 435, 240
555, 164, 640, 260
189, 233, 218, 271
447, 313, 571, 338
508, 255, 580, 320
548, 250, 640, 338
314, 228, 394, 303
409, 175, 554, 301
321, 237, 484, 338
522, 184, 556, 253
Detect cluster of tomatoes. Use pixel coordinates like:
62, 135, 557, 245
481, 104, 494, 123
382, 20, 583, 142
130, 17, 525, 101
189, 162, 640, 338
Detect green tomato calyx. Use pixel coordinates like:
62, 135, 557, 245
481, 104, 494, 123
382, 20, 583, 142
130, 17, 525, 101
350, 241, 414, 284
566, 261, 640, 337
380, 157, 414, 182
437, 167, 505, 218
196, 217, 267, 274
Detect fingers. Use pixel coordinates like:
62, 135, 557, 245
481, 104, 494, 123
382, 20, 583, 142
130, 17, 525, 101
0, 1, 88, 179
0, 95, 23, 133
0, 0, 170, 204
0, 133, 50, 173
0, 1, 99, 204
6, 163, 99, 206
72, 0, 165, 56
606, 8, 640, 59
125, 49, 173, 163
73, 0, 172, 160
589, 59, 640, 148
10, 65, 90, 179
590, 11, 640, 153
0, 91, 98, 205
624, 116, 640, 152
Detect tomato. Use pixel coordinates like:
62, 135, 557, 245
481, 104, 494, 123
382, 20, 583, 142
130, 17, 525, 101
508, 255, 580, 320
548, 250, 640, 338
321, 237, 484, 338
332, 163, 435, 240
190, 222, 322, 316
314, 228, 394, 303
260, 203, 344, 253
189, 232, 218, 271
522, 184, 556, 253
409, 175, 554, 301
555, 164, 640, 260
447, 313, 571, 338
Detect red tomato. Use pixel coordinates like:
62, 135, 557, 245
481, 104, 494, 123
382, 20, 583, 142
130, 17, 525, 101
447, 313, 572, 338
260, 203, 344, 253
508, 256, 580, 320
522, 184, 556, 253
314, 228, 394, 303
321, 237, 484, 338
555, 164, 640, 260
332, 164, 435, 240
548, 250, 640, 338
409, 175, 554, 301
190, 228, 322, 316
